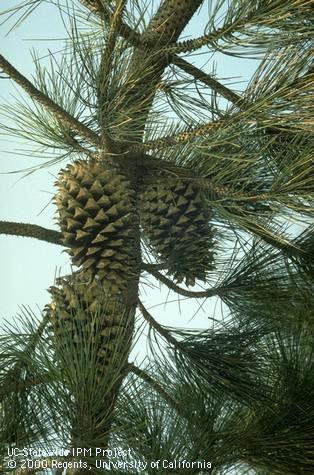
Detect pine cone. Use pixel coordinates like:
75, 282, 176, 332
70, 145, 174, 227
55, 159, 136, 293
46, 273, 134, 379
140, 179, 215, 286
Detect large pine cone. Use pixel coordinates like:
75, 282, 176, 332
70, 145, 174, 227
46, 273, 134, 379
45, 272, 135, 446
140, 179, 215, 286
55, 159, 136, 293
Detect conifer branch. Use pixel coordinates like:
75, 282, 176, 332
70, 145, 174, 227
79, 0, 141, 46
130, 120, 221, 153
81, 0, 242, 111
162, 1, 313, 56
140, 268, 224, 298
98, 0, 128, 151
128, 363, 181, 413
138, 300, 180, 348
163, 32, 221, 55
172, 56, 244, 106
123, 1, 204, 146
79, 0, 106, 15
63, 133, 97, 159
0, 373, 52, 402
0, 315, 50, 403
244, 223, 306, 260
99, 0, 127, 82
0, 55, 100, 147
0, 221, 63, 246
143, 0, 203, 44
80, 1, 243, 116
141, 262, 168, 271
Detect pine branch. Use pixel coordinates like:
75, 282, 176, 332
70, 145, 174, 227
0, 373, 51, 402
99, 1, 127, 82
162, 1, 313, 57
78, 0, 309, 130
0, 55, 100, 147
121, 1, 204, 145
138, 300, 180, 347
68, 137, 97, 159
172, 56, 244, 106
170, 58, 313, 138
80, 1, 243, 115
130, 120, 221, 153
79, 0, 106, 15
128, 362, 181, 414
143, 0, 204, 44
141, 262, 168, 271
80, 0, 242, 111
98, 0, 128, 151
0, 221, 63, 246
0, 315, 50, 403
162, 31, 223, 55
140, 267, 224, 298
227, 212, 307, 259
79, 0, 141, 46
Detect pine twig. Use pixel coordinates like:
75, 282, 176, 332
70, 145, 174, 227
98, 0, 127, 82
138, 300, 180, 348
141, 262, 168, 271
130, 120, 221, 153
163, 32, 218, 55
142, 0, 203, 44
79, 0, 141, 46
0, 221, 63, 246
79, 0, 106, 16
79, 1, 243, 111
128, 362, 181, 414
81, 0, 243, 123
0, 316, 50, 403
0, 373, 52, 402
172, 56, 244, 106
77, 0, 246, 113
98, 0, 128, 151
0, 55, 100, 147
142, 265, 226, 298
